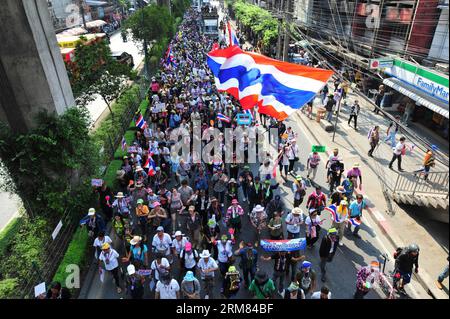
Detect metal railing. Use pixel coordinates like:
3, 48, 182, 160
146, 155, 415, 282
393, 171, 449, 198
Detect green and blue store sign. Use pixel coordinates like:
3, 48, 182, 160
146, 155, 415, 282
384, 59, 449, 103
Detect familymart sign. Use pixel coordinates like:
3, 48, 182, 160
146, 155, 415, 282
384, 59, 449, 102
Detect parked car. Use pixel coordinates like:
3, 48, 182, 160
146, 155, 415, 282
111, 51, 134, 69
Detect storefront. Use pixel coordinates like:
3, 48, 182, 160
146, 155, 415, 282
382, 58, 449, 140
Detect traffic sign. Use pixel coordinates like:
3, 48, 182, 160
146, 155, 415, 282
312, 145, 326, 153
236, 113, 252, 125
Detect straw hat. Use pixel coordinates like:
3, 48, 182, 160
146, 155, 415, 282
292, 207, 303, 215
130, 236, 142, 246
115, 192, 125, 198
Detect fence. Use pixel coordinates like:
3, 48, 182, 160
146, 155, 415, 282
17, 208, 84, 299
392, 171, 449, 198
102, 79, 149, 163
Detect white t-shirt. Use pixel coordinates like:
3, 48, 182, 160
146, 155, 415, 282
151, 258, 170, 281
285, 213, 303, 234
311, 291, 332, 299
198, 258, 218, 279
99, 249, 120, 271
393, 142, 405, 155
93, 236, 112, 249
216, 241, 233, 263
180, 249, 198, 269
172, 237, 188, 255
156, 279, 180, 299
152, 234, 173, 256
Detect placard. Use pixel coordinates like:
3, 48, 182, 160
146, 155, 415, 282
312, 145, 326, 153
51, 220, 63, 240
91, 179, 103, 187
260, 238, 306, 252
34, 282, 46, 298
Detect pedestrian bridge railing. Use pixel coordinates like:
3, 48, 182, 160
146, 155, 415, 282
392, 171, 449, 198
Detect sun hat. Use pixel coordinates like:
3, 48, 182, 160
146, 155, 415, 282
135, 181, 144, 188
228, 265, 237, 273
353, 163, 360, 168
296, 175, 303, 181
183, 271, 195, 282
116, 170, 126, 178
174, 231, 183, 237
301, 261, 312, 269
153, 201, 161, 207
135, 166, 143, 172
288, 282, 299, 291
185, 242, 192, 252
127, 264, 136, 276
88, 208, 96, 216
292, 207, 303, 215
136, 199, 144, 205
336, 186, 345, 193
115, 192, 125, 198
231, 199, 239, 205
156, 226, 164, 232
253, 205, 264, 212
341, 199, 348, 206
328, 228, 338, 234
200, 250, 211, 258
101, 242, 110, 250
130, 236, 142, 245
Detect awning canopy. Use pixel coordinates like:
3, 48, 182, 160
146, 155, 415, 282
85, 1, 108, 7
383, 77, 449, 119
85, 20, 107, 28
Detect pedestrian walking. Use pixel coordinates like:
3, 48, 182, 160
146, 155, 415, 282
306, 186, 327, 214
393, 244, 420, 294
214, 235, 234, 277
285, 207, 303, 239
93, 231, 112, 260
295, 260, 317, 296
267, 211, 284, 240
373, 85, 385, 114
250, 205, 268, 241
354, 261, 382, 299
186, 206, 202, 250
80, 208, 106, 239
413, 145, 437, 180
325, 94, 335, 122
249, 271, 277, 299
135, 199, 149, 241
221, 266, 241, 299
152, 226, 173, 257
319, 228, 339, 282
348, 194, 366, 239
98, 243, 122, 294
330, 200, 349, 246
198, 250, 219, 299
261, 251, 303, 293
293, 175, 307, 207
385, 119, 399, 146
155, 273, 180, 299
180, 271, 201, 299
234, 241, 258, 289
347, 100, 360, 129
436, 256, 449, 290
125, 264, 145, 300
368, 126, 380, 157
280, 282, 305, 299
388, 136, 406, 172
306, 151, 321, 181
311, 286, 331, 299
305, 208, 321, 249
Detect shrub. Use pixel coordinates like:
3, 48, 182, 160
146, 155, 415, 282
0, 278, 19, 299
0, 217, 23, 256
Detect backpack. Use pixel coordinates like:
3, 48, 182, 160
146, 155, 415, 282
300, 273, 312, 291
228, 274, 240, 291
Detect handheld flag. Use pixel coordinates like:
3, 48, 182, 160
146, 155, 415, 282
324, 204, 340, 223
121, 137, 127, 151
144, 156, 156, 176
348, 218, 362, 227
227, 21, 240, 47
217, 113, 231, 123
207, 46, 333, 120
135, 114, 147, 129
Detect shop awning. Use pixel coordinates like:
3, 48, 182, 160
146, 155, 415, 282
383, 77, 449, 119
85, 1, 108, 6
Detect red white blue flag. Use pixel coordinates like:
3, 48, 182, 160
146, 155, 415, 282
121, 137, 127, 151
135, 114, 147, 129
348, 218, 362, 227
217, 113, 231, 123
324, 204, 340, 223
143, 156, 156, 176
207, 46, 333, 120
260, 238, 307, 252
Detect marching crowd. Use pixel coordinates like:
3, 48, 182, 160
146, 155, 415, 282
73, 7, 427, 300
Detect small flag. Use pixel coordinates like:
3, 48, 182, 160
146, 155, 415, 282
121, 137, 127, 151
135, 114, 146, 129
348, 218, 362, 227
217, 113, 231, 123
144, 156, 156, 176
324, 204, 340, 223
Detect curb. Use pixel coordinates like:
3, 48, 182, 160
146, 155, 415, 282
295, 111, 444, 299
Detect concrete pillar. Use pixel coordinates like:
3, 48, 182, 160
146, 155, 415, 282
0, 0, 75, 134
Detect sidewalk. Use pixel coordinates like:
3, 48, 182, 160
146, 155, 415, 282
297, 83, 449, 299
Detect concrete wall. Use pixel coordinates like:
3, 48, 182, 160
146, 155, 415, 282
0, 0, 75, 133
428, 8, 449, 62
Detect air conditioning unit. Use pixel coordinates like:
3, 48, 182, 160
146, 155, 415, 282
421, 58, 436, 67
435, 63, 449, 73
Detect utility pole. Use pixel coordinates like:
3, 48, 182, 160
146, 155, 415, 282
276, 0, 284, 60
332, 90, 344, 142
369, 0, 385, 58
282, 0, 292, 62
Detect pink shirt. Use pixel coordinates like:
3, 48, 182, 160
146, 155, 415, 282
347, 168, 361, 177
151, 82, 160, 92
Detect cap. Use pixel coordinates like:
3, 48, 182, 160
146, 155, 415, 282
228, 266, 237, 273
353, 163, 360, 168
185, 242, 192, 252
88, 208, 96, 216
137, 199, 144, 205
288, 282, 299, 291
370, 261, 380, 269
183, 271, 195, 282
301, 261, 312, 269
221, 234, 228, 241
101, 242, 111, 250
296, 175, 303, 181
127, 264, 136, 275
156, 226, 164, 232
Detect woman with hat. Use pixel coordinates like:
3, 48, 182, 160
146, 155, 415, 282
214, 234, 234, 277
123, 236, 149, 268
112, 192, 130, 220
249, 271, 276, 299
354, 261, 382, 299
198, 250, 219, 299
346, 163, 362, 190
222, 265, 241, 299
281, 282, 305, 299
98, 242, 122, 294
203, 217, 220, 259
331, 199, 349, 247
227, 178, 239, 203
250, 205, 268, 241
79, 208, 106, 239
135, 199, 149, 241
295, 260, 317, 296
148, 202, 168, 233
319, 228, 339, 282
305, 208, 321, 249
285, 207, 303, 239
330, 185, 346, 206
181, 270, 201, 299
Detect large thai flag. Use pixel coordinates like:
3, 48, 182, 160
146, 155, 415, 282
324, 204, 340, 223
207, 46, 333, 120
135, 114, 147, 129
227, 21, 240, 47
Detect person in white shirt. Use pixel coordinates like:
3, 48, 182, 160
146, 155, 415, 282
172, 231, 188, 258
198, 250, 219, 299
151, 253, 171, 283
155, 273, 180, 299
98, 243, 122, 293
152, 226, 173, 256
93, 231, 112, 259
307, 151, 321, 181
215, 235, 234, 277
388, 136, 406, 172
285, 207, 304, 239
287, 140, 299, 174
311, 286, 332, 299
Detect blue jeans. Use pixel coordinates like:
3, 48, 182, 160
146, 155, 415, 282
326, 111, 333, 122
385, 132, 396, 146
438, 265, 449, 283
